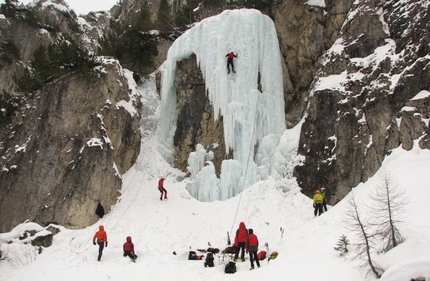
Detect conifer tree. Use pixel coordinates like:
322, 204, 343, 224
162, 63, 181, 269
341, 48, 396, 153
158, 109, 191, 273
157, 0, 172, 32
14, 34, 99, 93
98, 2, 157, 74
334, 234, 349, 256
174, 0, 200, 29
0, 0, 19, 18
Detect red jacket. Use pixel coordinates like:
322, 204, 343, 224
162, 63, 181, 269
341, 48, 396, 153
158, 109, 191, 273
246, 232, 259, 252
234, 222, 248, 246
247, 233, 258, 247
225, 52, 237, 59
123, 236, 134, 253
93, 225, 108, 244
158, 179, 164, 190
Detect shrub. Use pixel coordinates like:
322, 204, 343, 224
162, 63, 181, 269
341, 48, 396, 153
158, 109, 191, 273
0, 39, 20, 66
0, 90, 21, 124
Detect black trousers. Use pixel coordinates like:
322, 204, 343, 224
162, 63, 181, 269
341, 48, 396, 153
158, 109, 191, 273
124, 250, 137, 260
227, 59, 235, 71
159, 188, 167, 199
322, 199, 327, 212
249, 250, 260, 268
314, 203, 323, 216
234, 242, 246, 260
97, 242, 105, 260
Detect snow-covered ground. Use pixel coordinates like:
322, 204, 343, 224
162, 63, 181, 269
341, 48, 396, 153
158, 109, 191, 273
1, 71, 429, 280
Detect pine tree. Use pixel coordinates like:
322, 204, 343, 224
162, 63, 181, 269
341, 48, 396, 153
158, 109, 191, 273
157, 0, 172, 32
14, 34, 100, 93
174, 0, 200, 29
334, 234, 349, 256
98, 2, 157, 74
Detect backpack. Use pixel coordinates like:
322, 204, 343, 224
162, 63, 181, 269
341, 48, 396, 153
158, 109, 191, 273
268, 251, 278, 261
204, 252, 214, 267
222, 245, 237, 254
224, 261, 236, 274
257, 250, 267, 261
188, 251, 197, 260
207, 247, 219, 254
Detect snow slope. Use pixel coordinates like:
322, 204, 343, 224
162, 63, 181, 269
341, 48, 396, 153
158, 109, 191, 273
1, 72, 430, 280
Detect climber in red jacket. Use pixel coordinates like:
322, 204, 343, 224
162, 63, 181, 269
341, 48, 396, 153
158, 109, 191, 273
123, 236, 138, 262
225, 52, 238, 74
246, 228, 260, 270
158, 178, 167, 200
233, 221, 248, 261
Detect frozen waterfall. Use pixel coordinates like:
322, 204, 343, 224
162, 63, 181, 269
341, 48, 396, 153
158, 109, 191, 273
159, 9, 286, 201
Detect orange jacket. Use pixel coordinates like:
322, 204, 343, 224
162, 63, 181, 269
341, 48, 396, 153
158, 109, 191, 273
93, 225, 108, 244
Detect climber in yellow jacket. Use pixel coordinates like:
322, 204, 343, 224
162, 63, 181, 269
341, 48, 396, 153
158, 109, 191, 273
321, 187, 328, 213
313, 190, 323, 217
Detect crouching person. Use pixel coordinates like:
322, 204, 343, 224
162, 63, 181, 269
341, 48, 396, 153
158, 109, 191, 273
123, 236, 138, 262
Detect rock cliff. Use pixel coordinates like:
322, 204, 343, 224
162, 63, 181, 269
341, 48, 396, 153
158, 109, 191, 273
0, 61, 141, 232
0, 0, 428, 231
167, 0, 429, 203
293, 0, 429, 202
0, 1, 141, 232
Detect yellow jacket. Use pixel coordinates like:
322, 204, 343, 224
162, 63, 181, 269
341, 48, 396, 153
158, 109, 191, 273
313, 193, 323, 204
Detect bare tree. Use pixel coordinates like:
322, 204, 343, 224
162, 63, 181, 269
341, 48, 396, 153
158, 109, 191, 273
345, 192, 383, 278
369, 169, 408, 252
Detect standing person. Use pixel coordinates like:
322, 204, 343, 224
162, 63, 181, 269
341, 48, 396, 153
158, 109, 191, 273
93, 225, 108, 261
246, 228, 260, 270
313, 189, 323, 217
123, 236, 138, 262
95, 201, 105, 218
233, 221, 248, 262
321, 187, 328, 212
158, 178, 167, 200
225, 51, 238, 74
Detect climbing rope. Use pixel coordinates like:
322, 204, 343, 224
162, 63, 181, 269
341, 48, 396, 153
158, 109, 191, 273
73, 76, 165, 255
228, 90, 261, 244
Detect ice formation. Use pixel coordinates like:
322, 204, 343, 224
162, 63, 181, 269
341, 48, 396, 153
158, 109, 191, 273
159, 9, 286, 201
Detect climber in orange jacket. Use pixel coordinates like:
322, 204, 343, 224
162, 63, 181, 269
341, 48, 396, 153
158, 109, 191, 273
93, 225, 108, 261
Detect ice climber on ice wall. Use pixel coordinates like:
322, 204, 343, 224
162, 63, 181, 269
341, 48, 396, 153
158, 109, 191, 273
225, 51, 238, 74
159, 9, 286, 202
